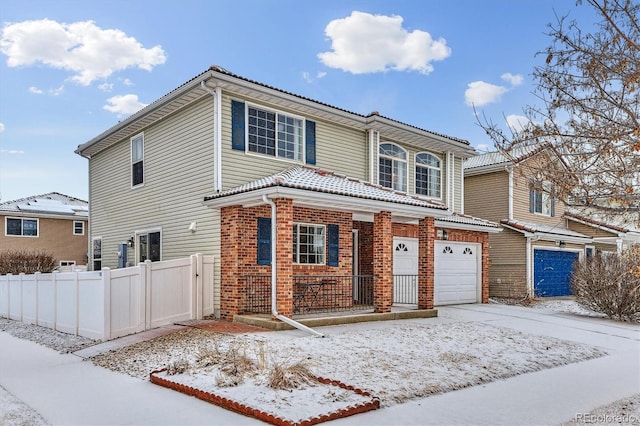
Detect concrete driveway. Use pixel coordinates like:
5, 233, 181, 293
1, 303, 638, 425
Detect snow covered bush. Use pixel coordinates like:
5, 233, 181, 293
0, 249, 57, 275
571, 248, 640, 322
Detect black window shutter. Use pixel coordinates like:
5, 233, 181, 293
231, 100, 245, 151
257, 217, 271, 265
327, 224, 339, 267
305, 120, 316, 165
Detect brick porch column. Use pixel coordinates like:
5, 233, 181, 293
418, 217, 435, 309
373, 211, 393, 313
274, 198, 294, 318
481, 233, 489, 303
220, 205, 241, 321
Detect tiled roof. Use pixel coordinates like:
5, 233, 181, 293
564, 210, 640, 234
205, 166, 448, 210
0, 192, 88, 217
437, 213, 501, 229
501, 219, 589, 239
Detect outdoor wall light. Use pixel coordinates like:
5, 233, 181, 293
127, 236, 135, 248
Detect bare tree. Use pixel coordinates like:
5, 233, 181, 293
478, 0, 640, 223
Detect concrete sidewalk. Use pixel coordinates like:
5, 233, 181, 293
0, 304, 638, 425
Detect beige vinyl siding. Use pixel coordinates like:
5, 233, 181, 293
567, 221, 618, 239
464, 171, 509, 222
220, 94, 368, 189
453, 157, 463, 213
511, 161, 566, 227
89, 96, 220, 271
487, 228, 527, 297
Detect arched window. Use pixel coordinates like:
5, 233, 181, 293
379, 143, 407, 192
415, 152, 441, 198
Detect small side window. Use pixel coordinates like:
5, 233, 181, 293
131, 133, 144, 187
73, 221, 85, 235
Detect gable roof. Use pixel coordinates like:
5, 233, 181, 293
0, 192, 88, 218
464, 144, 544, 171
76, 66, 477, 159
564, 211, 640, 236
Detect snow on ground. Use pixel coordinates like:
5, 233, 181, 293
87, 319, 606, 421
0, 300, 637, 425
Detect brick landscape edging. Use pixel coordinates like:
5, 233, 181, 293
150, 369, 380, 425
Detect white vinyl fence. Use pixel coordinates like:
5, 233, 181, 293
0, 254, 215, 341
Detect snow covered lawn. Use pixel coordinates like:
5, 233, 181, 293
90, 319, 607, 418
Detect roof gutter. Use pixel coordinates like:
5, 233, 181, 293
262, 194, 324, 338
200, 80, 223, 193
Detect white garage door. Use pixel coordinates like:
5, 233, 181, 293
434, 241, 481, 306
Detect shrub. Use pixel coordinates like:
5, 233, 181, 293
0, 249, 58, 275
571, 248, 640, 322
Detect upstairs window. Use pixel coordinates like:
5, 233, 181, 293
131, 133, 144, 187
73, 221, 85, 235
247, 106, 303, 161
6, 217, 38, 237
379, 143, 407, 192
530, 180, 554, 216
415, 153, 441, 198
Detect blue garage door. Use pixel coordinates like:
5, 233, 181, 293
534, 249, 579, 297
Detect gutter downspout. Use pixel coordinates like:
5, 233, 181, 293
200, 81, 223, 193
262, 194, 324, 337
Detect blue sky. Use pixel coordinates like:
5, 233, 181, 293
0, 0, 601, 202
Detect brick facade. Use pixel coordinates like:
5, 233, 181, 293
220, 201, 490, 321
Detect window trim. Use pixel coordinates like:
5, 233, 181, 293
135, 227, 162, 264
131, 132, 144, 188
378, 142, 408, 192
293, 222, 326, 265
531, 180, 554, 216
415, 152, 443, 199
92, 236, 102, 271
59, 260, 76, 267
245, 102, 306, 164
5, 217, 39, 237
73, 220, 85, 235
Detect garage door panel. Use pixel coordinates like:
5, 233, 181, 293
534, 249, 579, 297
435, 242, 480, 306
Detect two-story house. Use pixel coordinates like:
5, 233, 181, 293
0, 192, 89, 269
464, 145, 638, 299
75, 66, 500, 320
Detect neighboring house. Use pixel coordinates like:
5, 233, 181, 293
464, 146, 639, 299
0, 193, 89, 269
75, 65, 500, 320
565, 210, 640, 255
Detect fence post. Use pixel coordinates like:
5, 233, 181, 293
35, 272, 40, 326
5, 274, 11, 319
74, 271, 80, 336
52, 271, 58, 333
19, 273, 24, 322
192, 254, 202, 320
102, 268, 111, 341
143, 260, 151, 330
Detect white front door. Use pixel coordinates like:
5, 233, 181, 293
434, 241, 481, 305
393, 237, 418, 304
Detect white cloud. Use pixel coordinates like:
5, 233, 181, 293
103, 94, 147, 116
318, 11, 450, 74
98, 82, 114, 92
0, 19, 166, 85
302, 71, 328, 83
475, 143, 491, 153
506, 114, 533, 132
0, 122, 4, 133
49, 85, 64, 96
28, 86, 44, 94
119, 78, 134, 86
465, 81, 508, 106
0, 149, 24, 155
501, 73, 523, 86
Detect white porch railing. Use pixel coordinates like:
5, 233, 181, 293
0, 254, 215, 341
